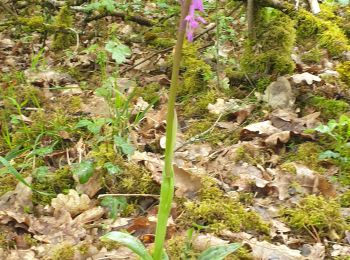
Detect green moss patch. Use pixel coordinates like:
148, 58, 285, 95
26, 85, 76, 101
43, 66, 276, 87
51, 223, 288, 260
281, 195, 348, 239
286, 142, 325, 173
52, 6, 75, 50
308, 96, 349, 119
296, 9, 350, 57
92, 143, 159, 195
337, 61, 350, 87
241, 9, 295, 76
179, 178, 269, 234
32, 166, 75, 205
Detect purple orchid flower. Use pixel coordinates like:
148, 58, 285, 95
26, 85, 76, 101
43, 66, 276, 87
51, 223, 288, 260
181, 0, 206, 41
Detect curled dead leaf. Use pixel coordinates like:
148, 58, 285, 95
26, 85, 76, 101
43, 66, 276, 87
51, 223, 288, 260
51, 190, 91, 217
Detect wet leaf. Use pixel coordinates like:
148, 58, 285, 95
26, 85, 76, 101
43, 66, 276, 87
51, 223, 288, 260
72, 160, 95, 184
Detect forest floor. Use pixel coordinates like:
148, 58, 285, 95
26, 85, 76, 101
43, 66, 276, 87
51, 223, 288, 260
0, 1, 350, 259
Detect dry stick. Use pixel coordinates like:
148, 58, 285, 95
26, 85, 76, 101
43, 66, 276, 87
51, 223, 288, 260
121, 3, 243, 75
175, 113, 223, 152
121, 46, 173, 74
84, 11, 153, 26
98, 193, 160, 199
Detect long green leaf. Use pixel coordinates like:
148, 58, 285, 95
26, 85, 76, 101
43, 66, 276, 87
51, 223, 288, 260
100, 231, 153, 260
198, 243, 241, 260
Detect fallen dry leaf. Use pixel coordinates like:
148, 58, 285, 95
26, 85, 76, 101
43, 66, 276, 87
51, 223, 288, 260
248, 239, 303, 260
51, 189, 91, 217
243, 121, 281, 136
264, 131, 291, 146
173, 165, 202, 198
207, 98, 242, 115
192, 233, 229, 251
76, 171, 103, 198
81, 95, 111, 117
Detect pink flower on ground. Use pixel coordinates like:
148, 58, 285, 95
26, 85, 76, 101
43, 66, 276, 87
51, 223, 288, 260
181, 0, 206, 41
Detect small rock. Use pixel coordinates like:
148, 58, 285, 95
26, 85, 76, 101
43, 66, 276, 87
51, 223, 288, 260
263, 76, 295, 109
343, 51, 350, 61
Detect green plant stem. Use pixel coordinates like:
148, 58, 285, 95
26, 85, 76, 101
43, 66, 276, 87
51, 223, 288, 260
153, 1, 192, 259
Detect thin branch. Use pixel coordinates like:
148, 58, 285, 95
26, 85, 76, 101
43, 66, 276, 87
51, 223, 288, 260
98, 193, 160, 199
175, 114, 223, 151
84, 11, 153, 26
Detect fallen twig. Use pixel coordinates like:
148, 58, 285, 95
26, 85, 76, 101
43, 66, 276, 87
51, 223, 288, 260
98, 193, 160, 199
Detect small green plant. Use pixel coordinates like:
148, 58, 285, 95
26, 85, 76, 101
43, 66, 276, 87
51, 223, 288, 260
314, 114, 350, 163
100, 196, 128, 219
71, 160, 95, 184
85, 44, 108, 80
30, 48, 45, 70
75, 118, 112, 136
105, 40, 131, 65
313, 114, 350, 183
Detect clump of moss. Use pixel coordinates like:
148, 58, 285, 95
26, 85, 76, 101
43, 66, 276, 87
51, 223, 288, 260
337, 61, 350, 86
150, 38, 175, 49
179, 42, 213, 97
180, 177, 269, 234
280, 162, 297, 175
166, 235, 199, 259
52, 6, 75, 50
339, 190, 350, 207
183, 117, 240, 147
32, 166, 75, 205
296, 9, 350, 56
286, 142, 325, 173
318, 25, 350, 57
256, 76, 273, 92
301, 47, 323, 64
17, 16, 45, 32
308, 96, 349, 119
133, 83, 161, 107
0, 174, 18, 196
233, 143, 266, 166
241, 9, 295, 77
343, 7, 350, 38
51, 243, 75, 260
68, 96, 82, 112
92, 143, 159, 195
1, 85, 44, 112
225, 69, 246, 85
182, 89, 219, 118
281, 195, 348, 239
